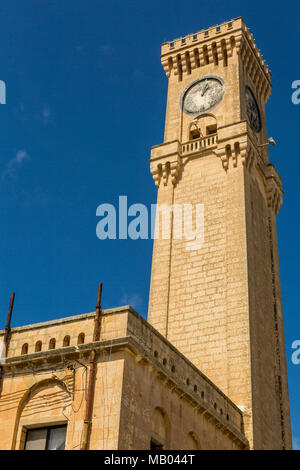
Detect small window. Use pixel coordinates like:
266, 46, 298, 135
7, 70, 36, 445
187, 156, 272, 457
77, 333, 85, 345
21, 343, 28, 355
190, 129, 201, 140
35, 341, 42, 353
49, 338, 56, 350
206, 124, 217, 135
63, 336, 70, 347
25, 425, 67, 450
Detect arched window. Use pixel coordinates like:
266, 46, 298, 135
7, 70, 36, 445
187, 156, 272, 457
184, 432, 201, 450
63, 335, 70, 347
21, 343, 28, 355
188, 113, 217, 142
77, 333, 85, 345
35, 341, 42, 353
189, 122, 202, 140
150, 407, 170, 450
49, 338, 56, 350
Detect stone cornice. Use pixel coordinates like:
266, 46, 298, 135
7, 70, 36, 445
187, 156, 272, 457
0, 304, 247, 419
150, 127, 283, 215
1, 335, 249, 449
150, 141, 182, 187
160, 17, 271, 102
265, 164, 283, 215
0, 305, 136, 336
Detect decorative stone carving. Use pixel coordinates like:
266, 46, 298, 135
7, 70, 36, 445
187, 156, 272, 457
150, 156, 181, 187
265, 164, 283, 215
150, 141, 182, 187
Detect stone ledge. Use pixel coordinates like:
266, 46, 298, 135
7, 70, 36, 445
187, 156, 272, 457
0, 305, 136, 335
1, 334, 249, 449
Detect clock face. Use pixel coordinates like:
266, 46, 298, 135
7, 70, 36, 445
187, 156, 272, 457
245, 85, 262, 132
180, 76, 225, 116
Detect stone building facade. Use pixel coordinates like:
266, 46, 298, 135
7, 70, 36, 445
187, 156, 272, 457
0, 307, 247, 450
0, 17, 292, 450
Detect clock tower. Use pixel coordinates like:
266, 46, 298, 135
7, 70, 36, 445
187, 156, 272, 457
148, 17, 292, 449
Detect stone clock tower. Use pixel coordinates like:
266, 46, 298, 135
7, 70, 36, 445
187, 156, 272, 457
148, 17, 292, 450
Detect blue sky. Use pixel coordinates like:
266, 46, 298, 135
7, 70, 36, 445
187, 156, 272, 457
0, 0, 299, 447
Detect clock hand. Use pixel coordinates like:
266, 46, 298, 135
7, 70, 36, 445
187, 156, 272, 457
201, 81, 210, 96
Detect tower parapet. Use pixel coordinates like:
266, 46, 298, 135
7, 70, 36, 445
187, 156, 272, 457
161, 17, 271, 103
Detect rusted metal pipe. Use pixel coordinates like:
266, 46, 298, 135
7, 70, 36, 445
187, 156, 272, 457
81, 283, 102, 450
4, 293, 15, 356
0, 293, 15, 384
93, 283, 102, 343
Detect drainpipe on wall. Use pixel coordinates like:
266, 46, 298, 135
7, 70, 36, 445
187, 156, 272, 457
81, 283, 103, 450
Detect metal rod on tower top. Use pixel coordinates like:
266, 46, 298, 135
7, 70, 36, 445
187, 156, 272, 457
4, 293, 15, 356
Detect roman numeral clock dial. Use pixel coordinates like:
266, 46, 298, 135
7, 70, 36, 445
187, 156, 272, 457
245, 85, 262, 132
180, 76, 225, 115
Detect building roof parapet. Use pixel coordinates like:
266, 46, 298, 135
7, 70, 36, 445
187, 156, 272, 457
160, 17, 271, 99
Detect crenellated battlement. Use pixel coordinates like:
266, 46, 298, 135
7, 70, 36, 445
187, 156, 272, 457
161, 18, 241, 54
161, 17, 272, 102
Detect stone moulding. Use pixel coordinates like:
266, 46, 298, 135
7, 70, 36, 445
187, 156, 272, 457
2, 335, 249, 449
150, 141, 182, 187
0, 304, 249, 449
150, 121, 283, 216
160, 17, 271, 103
265, 164, 283, 215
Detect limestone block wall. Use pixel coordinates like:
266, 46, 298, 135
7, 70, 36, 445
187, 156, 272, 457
0, 307, 130, 450
0, 307, 247, 450
149, 151, 252, 434
148, 16, 291, 450
126, 309, 245, 434
244, 172, 292, 449
1, 306, 130, 359
118, 353, 244, 450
